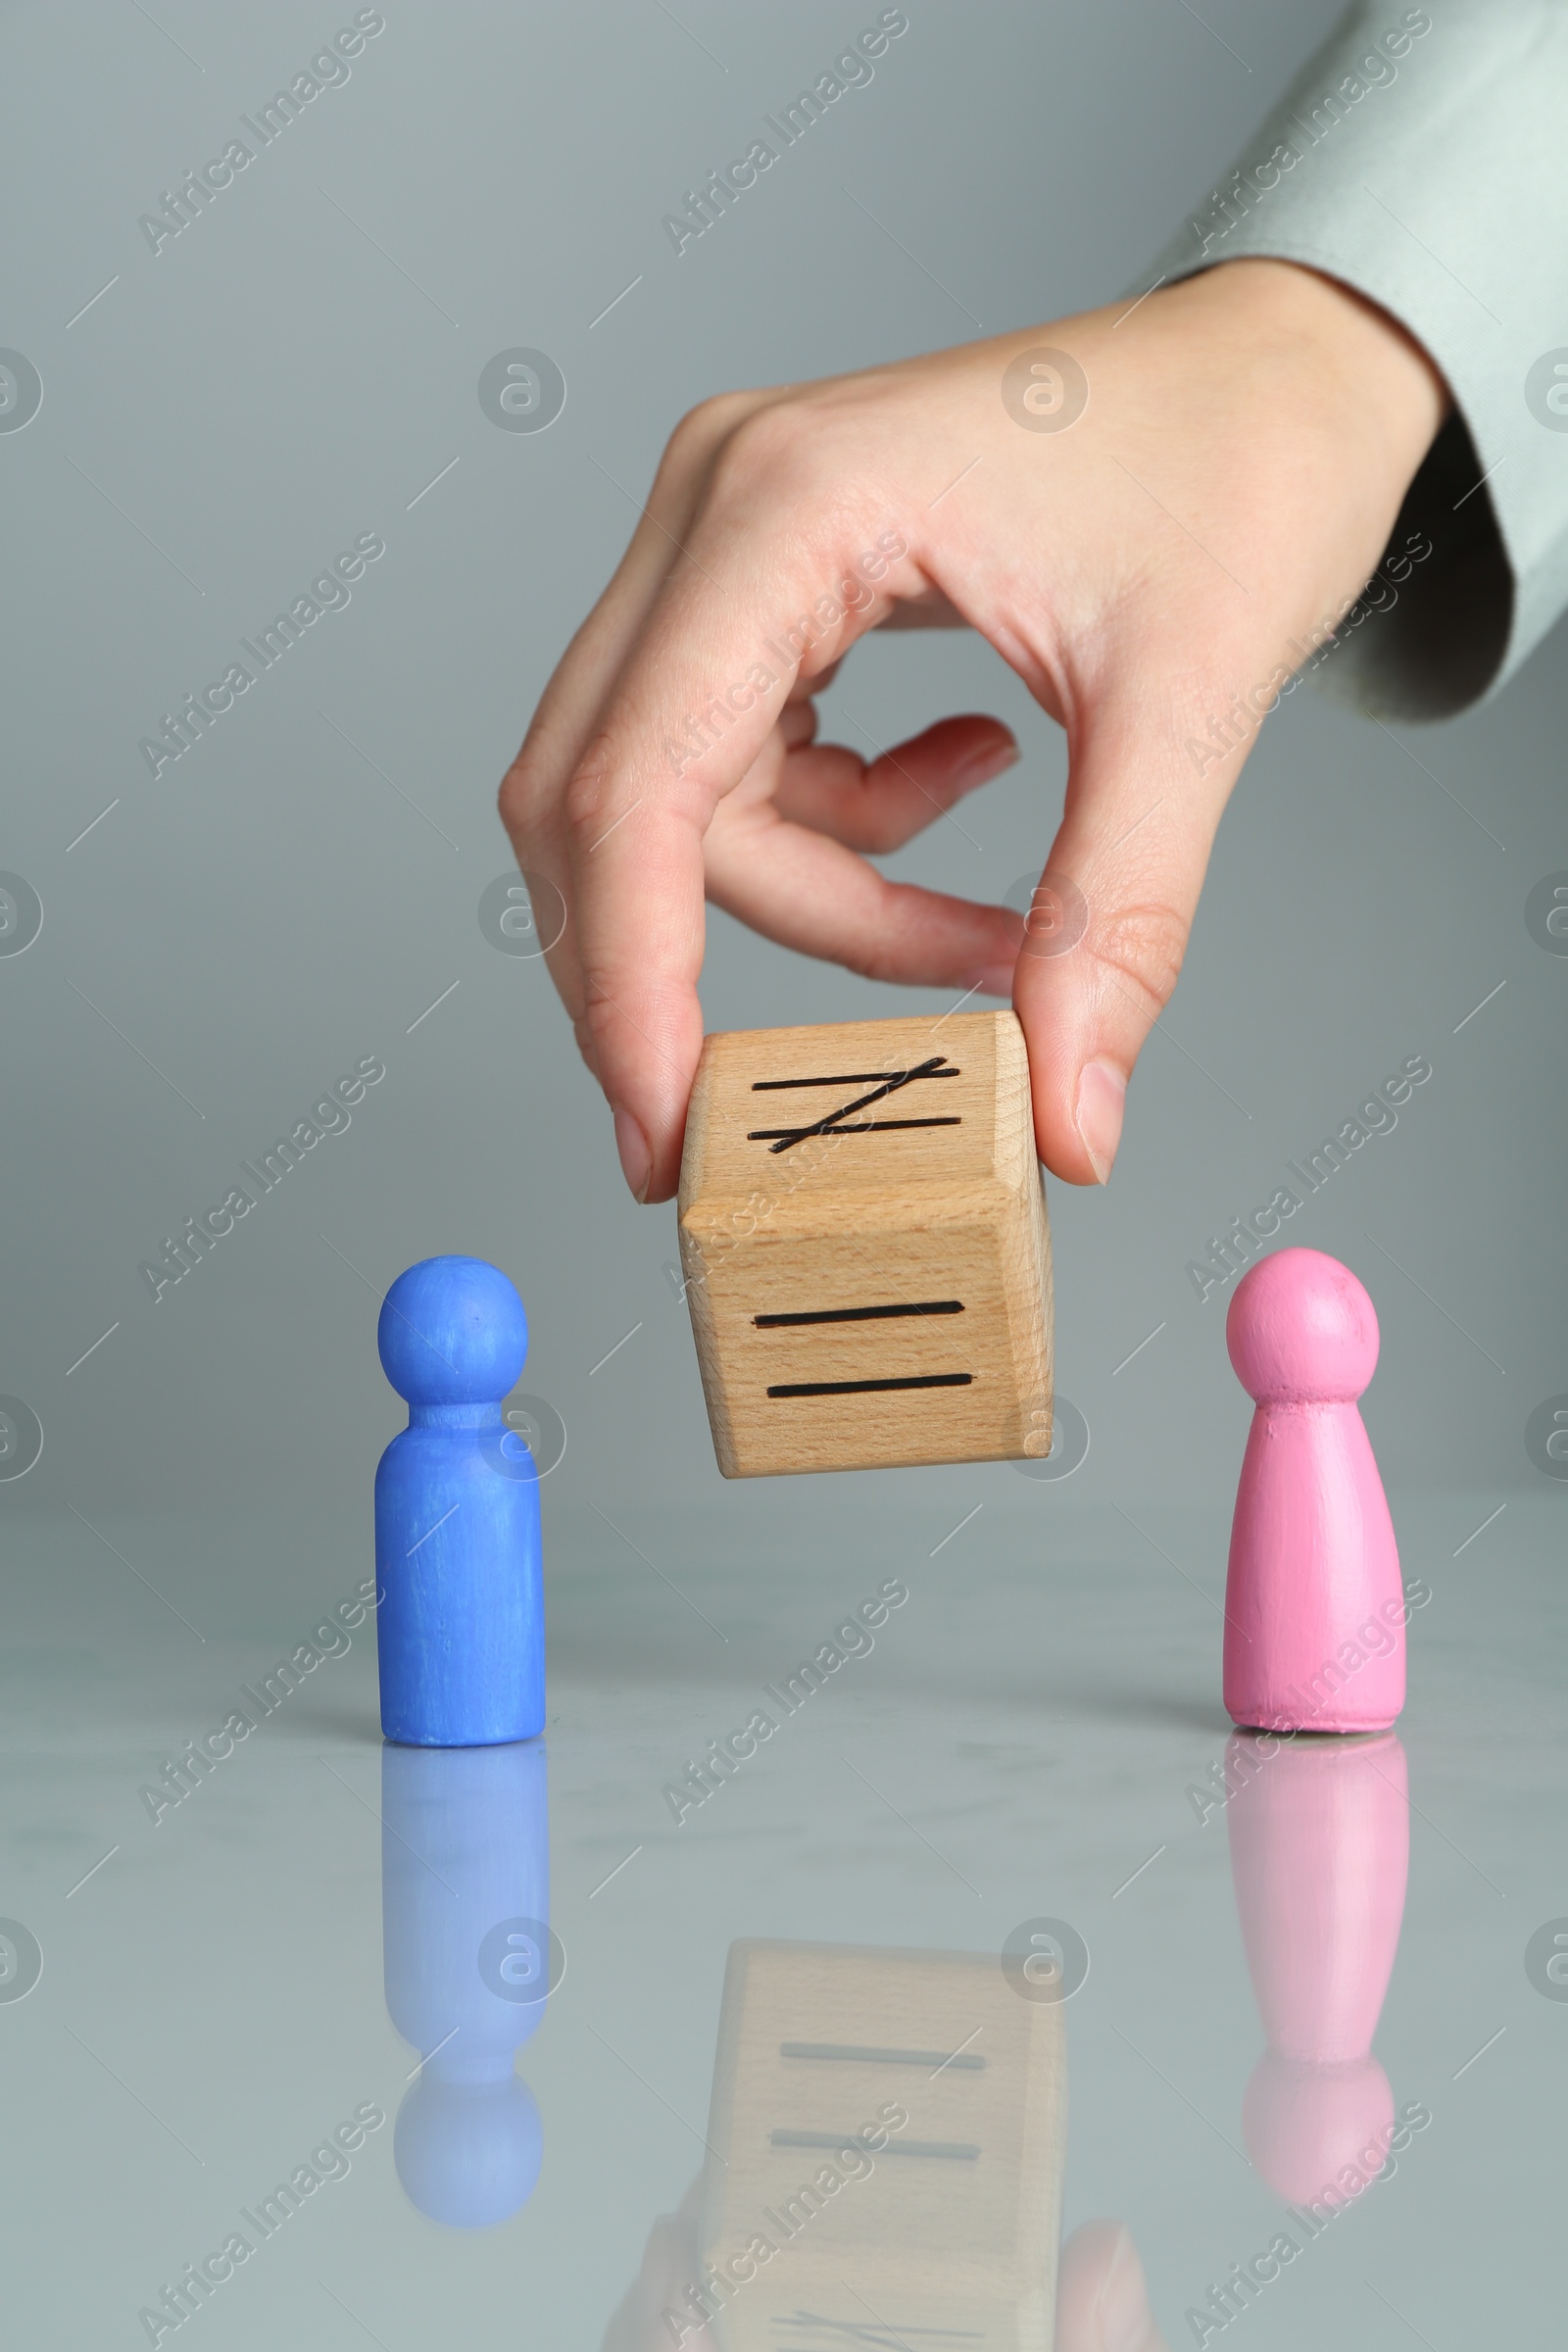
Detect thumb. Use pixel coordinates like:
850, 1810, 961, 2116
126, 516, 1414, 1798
1014, 685, 1246, 1184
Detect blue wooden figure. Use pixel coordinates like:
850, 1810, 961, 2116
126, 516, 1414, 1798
382, 1739, 549, 2226
375, 1255, 544, 1746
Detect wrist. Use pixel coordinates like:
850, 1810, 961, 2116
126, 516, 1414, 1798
1199, 255, 1449, 487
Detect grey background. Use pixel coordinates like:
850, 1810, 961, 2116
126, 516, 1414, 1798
3, 9, 1565, 2345
1, 0, 1563, 1575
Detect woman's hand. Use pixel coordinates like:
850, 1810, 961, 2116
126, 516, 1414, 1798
501, 258, 1446, 1201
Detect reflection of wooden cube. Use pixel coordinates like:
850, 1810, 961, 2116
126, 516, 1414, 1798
676, 1011, 1053, 1478
700, 1938, 1066, 2352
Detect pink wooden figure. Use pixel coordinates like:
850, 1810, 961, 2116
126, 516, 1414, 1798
1223, 1248, 1404, 1734
1227, 1729, 1409, 2204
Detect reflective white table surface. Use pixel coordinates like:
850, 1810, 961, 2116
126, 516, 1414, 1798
1, 1479, 1560, 2348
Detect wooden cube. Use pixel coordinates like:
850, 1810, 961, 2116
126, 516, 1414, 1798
676, 1010, 1053, 1477
698, 1937, 1067, 2351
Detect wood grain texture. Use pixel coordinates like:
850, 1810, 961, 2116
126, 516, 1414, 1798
677, 1011, 1054, 1477
698, 1937, 1066, 2349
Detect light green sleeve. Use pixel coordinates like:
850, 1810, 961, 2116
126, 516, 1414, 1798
1140, 1, 1568, 715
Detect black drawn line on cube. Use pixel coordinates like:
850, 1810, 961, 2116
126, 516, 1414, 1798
780, 2040, 986, 2071
751, 1054, 958, 1152
772, 2128, 980, 2160
750, 1117, 962, 1142
930, 2026, 986, 2077
751, 1066, 962, 1090
755, 1299, 964, 1328
767, 1373, 974, 1399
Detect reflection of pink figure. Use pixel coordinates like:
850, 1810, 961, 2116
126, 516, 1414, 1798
1227, 1729, 1408, 2205
1224, 1249, 1404, 1734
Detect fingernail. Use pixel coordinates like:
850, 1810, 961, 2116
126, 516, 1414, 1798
958, 740, 1019, 792
1074, 1058, 1127, 1185
1096, 2226, 1149, 2352
613, 1106, 652, 1201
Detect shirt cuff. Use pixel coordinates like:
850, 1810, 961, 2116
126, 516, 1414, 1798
1138, 0, 1568, 714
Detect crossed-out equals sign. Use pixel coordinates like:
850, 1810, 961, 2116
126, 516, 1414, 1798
747, 1055, 960, 1153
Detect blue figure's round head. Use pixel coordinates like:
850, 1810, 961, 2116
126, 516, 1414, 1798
394, 2072, 542, 2228
378, 1257, 528, 1407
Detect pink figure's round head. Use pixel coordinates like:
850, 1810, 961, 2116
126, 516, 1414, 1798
1242, 2050, 1396, 2206
1226, 1248, 1380, 1404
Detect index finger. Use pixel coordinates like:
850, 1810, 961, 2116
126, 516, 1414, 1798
564, 493, 914, 1200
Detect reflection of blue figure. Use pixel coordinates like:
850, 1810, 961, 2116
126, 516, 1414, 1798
374, 1255, 544, 1746
382, 1740, 550, 2228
